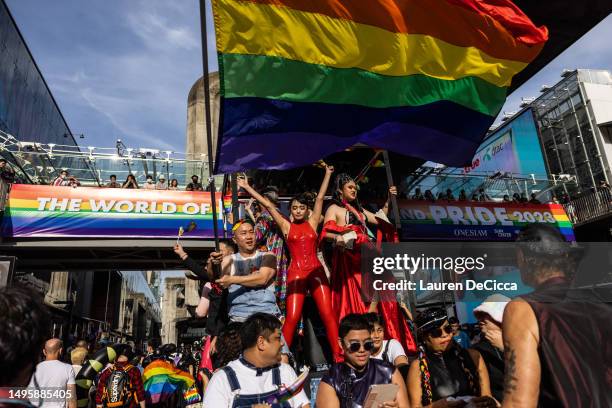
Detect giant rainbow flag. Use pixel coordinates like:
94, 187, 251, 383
212, 0, 548, 172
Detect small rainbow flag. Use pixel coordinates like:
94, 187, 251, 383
143, 360, 200, 404
212, 0, 548, 172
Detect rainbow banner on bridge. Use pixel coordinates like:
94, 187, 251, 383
398, 200, 574, 241
1, 184, 231, 238
212, 0, 548, 172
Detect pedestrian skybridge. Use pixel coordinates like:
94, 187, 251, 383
0, 134, 577, 271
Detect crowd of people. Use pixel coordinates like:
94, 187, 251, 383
103, 174, 207, 192
42, 170, 207, 192
1, 166, 609, 407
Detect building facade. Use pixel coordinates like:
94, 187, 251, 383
160, 275, 200, 345
528, 69, 612, 195
185, 73, 219, 184
0, 0, 96, 184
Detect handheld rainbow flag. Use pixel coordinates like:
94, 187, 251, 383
143, 360, 201, 405
261, 366, 310, 405
211, 0, 547, 172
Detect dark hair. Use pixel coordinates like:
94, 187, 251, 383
0, 286, 50, 386
219, 238, 237, 253
213, 323, 242, 369
170, 178, 178, 186
110, 174, 116, 179
332, 173, 363, 212
148, 339, 160, 350
192, 175, 198, 179
240, 313, 282, 350
339, 313, 371, 339
363, 312, 385, 329
448, 316, 459, 324
290, 193, 311, 208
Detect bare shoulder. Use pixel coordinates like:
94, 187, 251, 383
504, 298, 535, 322
503, 298, 539, 341
325, 203, 341, 214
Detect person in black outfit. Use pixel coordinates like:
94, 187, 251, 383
407, 308, 497, 408
316, 313, 409, 408
186, 175, 204, 191
173, 241, 233, 339
472, 294, 510, 403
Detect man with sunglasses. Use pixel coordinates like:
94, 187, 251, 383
316, 314, 409, 408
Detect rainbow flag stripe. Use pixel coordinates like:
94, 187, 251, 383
212, 0, 547, 172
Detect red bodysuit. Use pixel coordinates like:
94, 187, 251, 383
283, 221, 342, 361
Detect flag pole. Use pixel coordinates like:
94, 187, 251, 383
382, 150, 401, 232
199, 0, 220, 253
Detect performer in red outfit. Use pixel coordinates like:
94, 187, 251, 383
237, 165, 343, 362
321, 173, 417, 355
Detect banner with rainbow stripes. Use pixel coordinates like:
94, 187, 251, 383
212, 0, 548, 172
1, 184, 231, 238
397, 200, 574, 241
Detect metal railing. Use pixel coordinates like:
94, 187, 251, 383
563, 189, 612, 225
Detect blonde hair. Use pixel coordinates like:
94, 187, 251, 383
71, 347, 88, 365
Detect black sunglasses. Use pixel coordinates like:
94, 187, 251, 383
427, 325, 453, 338
346, 340, 374, 353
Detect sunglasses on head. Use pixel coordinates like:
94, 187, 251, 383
427, 325, 453, 338
346, 340, 374, 353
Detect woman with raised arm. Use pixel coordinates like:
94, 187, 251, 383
322, 173, 417, 357
237, 164, 342, 361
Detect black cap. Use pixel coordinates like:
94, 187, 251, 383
415, 308, 448, 333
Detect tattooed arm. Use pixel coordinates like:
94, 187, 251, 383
501, 299, 541, 407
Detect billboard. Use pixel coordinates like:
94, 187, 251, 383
398, 199, 574, 241
462, 108, 547, 177
1, 184, 230, 238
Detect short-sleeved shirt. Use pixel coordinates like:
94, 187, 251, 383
28, 360, 76, 408
370, 339, 407, 365
203, 358, 309, 408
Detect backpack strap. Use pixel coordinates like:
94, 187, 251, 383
382, 340, 391, 364
222, 366, 241, 392
272, 367, 281, 387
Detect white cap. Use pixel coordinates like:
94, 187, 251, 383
473, 294, 511, 323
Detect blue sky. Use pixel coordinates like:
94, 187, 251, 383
5, 1, 612, 153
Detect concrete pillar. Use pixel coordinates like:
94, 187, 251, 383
45, 271, 70, 310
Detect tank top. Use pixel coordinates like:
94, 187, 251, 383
322, 359, 394, 408
227, 251, 280, 321
522, 277, 612, 407
285, 222, 321, 272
